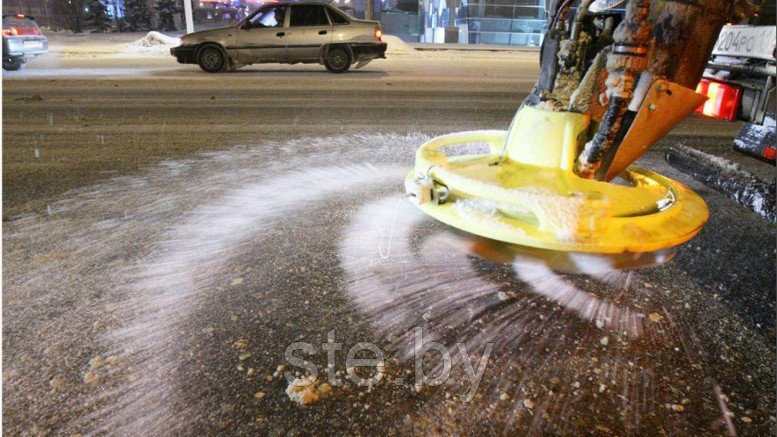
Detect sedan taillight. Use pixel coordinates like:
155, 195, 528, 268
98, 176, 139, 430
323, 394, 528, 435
2, 26, 40, 36
374, 26, 382, 41
15, 26, 41, 35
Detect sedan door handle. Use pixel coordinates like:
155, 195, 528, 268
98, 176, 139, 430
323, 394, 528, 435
276, 32, 285, 37
318, 30, 327, 35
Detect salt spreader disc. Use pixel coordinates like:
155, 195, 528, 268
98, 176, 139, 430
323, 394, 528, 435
405, 106, 708, 254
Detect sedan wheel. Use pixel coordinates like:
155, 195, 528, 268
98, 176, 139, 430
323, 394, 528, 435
198, 45, 227, 73
3, 58, 24, 71
324, 47, 351, 73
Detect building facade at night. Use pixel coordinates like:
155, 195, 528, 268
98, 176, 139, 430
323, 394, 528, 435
376, 0, 547, 46
424, 0, 547, 45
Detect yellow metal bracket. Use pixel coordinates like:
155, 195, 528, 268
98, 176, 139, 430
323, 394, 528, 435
606, 79, 708, 180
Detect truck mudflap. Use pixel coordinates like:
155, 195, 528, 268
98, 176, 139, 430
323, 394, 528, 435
666, 144, 776, 223
733, 112, 776, 165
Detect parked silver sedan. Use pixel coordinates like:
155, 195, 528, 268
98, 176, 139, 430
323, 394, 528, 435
171, 2, 387, 73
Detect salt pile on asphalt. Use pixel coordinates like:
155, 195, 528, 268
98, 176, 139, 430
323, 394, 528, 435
123, 31, 181, 56
285, 377, 333, 406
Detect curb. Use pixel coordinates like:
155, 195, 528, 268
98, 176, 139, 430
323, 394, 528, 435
409, 44, 541, 53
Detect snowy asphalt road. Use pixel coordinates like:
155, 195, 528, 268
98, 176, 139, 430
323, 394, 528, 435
3, 47, 775, 435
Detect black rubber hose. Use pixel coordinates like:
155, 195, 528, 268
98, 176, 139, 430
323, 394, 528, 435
526, 0, 575, 106
666, 145, 776, 223
576, 96, 629, 178
574, 0, 652, 179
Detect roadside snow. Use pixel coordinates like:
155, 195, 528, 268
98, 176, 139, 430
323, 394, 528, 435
383, 35, 414, 55
122, 31, 181, 56
733, 114, 776, 151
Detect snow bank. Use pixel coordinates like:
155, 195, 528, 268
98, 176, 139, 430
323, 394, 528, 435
383, 35, 414, 55
122, 31, 181, 56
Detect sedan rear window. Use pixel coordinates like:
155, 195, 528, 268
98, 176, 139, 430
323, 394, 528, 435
290, 5, 329, 27
326, 8, 350, 25
3, 16, 40, 29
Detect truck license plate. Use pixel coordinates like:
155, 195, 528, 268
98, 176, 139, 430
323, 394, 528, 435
712, 26, 776, 61
23, 41, 43, 49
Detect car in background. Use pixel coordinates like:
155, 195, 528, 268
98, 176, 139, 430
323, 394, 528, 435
171, 1, 386, 73
2, 14, 48, 71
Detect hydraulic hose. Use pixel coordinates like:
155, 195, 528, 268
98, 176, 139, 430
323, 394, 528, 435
550, 0, 596, 106
569, 0, 595, 48
526, 0, 575, 106
575, 0, 652, 179
666, 145, 776, 223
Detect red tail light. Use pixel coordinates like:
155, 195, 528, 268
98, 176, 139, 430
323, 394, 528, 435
374, 26, 382, 41
5, 26, 40, 36
14, 26, 40, 35
695, 79, 742, 122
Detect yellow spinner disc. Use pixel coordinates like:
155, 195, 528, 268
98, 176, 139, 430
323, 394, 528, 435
405, 107, 708, 254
